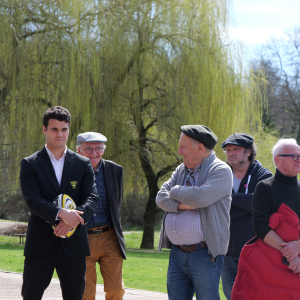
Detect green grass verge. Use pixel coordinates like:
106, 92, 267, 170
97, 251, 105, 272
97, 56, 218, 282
0, 243, 24, 273
0, 230, 226, 298
123, 230, 162, 250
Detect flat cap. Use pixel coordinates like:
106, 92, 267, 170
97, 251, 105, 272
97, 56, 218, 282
181, 125, 218, 149
221, 133, 253, 148
77, 132, 107, 144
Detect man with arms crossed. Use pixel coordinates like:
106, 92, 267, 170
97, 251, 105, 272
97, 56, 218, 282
20, 106, 98, 300
253, 138, 300, 275
77, 132, 126, 300
156, 125, 232, 300
221, 133, 272, 299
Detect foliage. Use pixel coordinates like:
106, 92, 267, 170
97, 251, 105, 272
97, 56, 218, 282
252, 130, 279, 175
257, 27, 300, 139
0, 0, 263, 248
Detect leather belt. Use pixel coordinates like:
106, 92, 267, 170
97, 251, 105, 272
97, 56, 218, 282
87, 224, 113, 235
176, 241, 207, 253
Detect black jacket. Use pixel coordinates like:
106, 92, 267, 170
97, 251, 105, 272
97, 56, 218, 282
102, 159, 126, 259
226, 160, 272, 257
20, 147, 98, 258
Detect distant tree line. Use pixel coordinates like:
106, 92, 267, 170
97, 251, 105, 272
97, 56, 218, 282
257, 27, 300, 140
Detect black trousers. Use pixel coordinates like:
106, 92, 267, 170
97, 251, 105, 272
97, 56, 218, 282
22, 242, 86, 300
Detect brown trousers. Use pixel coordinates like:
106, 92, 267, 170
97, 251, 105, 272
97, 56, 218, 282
83, 228, 124, 300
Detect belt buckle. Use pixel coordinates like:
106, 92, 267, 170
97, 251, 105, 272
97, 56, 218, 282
94, 229, 103, 235
180, 246, 187, 252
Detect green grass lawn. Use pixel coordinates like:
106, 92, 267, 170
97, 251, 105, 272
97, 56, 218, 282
0, 230, 226, 299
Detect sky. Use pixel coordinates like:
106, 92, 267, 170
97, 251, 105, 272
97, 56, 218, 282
229, 0, 300, 57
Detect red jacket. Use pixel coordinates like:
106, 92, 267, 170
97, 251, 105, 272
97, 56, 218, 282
232, 204, 300, 300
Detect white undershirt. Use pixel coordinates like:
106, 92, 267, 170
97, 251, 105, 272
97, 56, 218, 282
232, 172, 242, 193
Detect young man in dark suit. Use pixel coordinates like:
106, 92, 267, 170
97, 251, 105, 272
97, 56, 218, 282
77, 132, 126, 300
20, 106, 98, 300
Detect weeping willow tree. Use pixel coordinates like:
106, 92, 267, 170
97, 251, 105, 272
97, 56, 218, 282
0, 0, 262, 248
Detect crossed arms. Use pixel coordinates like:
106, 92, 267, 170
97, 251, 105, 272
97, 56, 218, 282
156, 164, 232, 212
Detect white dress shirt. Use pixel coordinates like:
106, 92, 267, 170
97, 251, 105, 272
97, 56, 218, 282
45, 145, 67, 187
45, 145, 67, 220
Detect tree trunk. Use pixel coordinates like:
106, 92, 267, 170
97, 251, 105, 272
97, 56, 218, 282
140, 183, 159, 249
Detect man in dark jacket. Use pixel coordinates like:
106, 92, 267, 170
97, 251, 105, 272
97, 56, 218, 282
20, 106, 98, 300
220, 133, 272, 300
77, 132, 126, 300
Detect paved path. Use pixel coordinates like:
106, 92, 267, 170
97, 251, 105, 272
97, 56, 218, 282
0, 271, 169, 300
0, 222, 27, 235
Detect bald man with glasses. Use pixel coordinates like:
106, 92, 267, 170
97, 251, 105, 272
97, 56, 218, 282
252, 138, 300, 275
77, 132, 126, 300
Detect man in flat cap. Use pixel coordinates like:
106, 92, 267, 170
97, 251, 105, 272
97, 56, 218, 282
220, 133, 272, 300
77, 132, 126, 300
156, 125, 233, 300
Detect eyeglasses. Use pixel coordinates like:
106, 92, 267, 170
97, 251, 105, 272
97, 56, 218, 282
82, 147, 105, 154
278, 154, 300, 161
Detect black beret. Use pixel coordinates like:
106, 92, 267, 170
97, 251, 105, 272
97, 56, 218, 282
221, 133, 254, 148
180, 125, 218, 150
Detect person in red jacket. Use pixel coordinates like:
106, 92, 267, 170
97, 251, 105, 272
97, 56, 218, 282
232, 203, 300, 300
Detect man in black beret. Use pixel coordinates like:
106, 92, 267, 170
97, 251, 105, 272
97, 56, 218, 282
220, 133, 272, 300
156, 125, 233, 300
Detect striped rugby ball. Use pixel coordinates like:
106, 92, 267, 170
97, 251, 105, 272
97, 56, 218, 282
52, 194, 77, 238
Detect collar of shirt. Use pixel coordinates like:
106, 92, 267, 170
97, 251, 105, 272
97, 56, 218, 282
186, 162, 202, 175
94, 159, 103, 173
45, 145, 67, 162
45, 145, 67, 187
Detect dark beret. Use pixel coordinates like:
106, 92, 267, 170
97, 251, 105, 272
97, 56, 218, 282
221, 133, 254, 148
180, 125, 218, 150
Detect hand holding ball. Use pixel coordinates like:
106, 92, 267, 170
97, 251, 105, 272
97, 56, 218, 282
53, 194, 78, 238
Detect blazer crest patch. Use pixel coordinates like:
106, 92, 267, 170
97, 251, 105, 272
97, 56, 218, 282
70, 181, 78, 189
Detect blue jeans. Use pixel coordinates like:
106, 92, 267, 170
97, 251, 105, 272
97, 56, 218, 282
221, 256, 239, 300
167, 245, 224, 300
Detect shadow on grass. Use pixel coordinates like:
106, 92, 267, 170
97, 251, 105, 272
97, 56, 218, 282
127, 250, 169, 260
0, 244, 24, 250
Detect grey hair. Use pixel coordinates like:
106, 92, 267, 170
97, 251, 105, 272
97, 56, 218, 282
272, 138, 298, 165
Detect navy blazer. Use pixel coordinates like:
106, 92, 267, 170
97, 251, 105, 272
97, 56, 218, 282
102, 159, 126, 259
20, 147, 98, 258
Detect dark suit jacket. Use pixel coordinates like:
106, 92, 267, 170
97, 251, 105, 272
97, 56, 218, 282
20, 147, 98, 258
102, 159, 126, 259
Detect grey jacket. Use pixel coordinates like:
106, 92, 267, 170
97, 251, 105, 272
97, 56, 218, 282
156, 152, 232, 257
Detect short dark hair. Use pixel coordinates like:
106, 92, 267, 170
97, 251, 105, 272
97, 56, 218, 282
43, 106, 71, 129
245, 143, 257, 162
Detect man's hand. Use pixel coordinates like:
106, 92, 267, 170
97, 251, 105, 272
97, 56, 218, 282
280, 240, 300, 261
287, 256, 300, 275
177, 203, 197, 210
58, 209, 84, 228
54, 221, 72, 237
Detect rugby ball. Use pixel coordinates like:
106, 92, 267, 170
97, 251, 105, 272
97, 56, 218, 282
52, 194, 77, 238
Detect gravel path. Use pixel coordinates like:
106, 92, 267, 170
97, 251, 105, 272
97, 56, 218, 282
0, 222, 27, 235
0, 271, 169, 300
